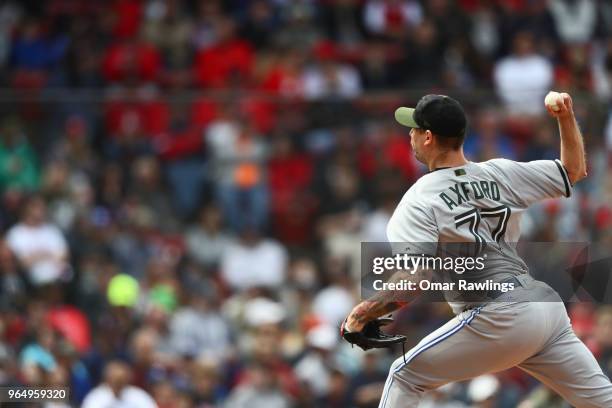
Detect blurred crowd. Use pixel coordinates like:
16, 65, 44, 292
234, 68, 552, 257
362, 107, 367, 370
0, 0, 612, 407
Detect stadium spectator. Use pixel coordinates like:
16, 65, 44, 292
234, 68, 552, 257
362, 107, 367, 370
271, 1, 322, 51
101, 36, 161, 84
49, 115, 98, 176
302, 41, 363, 100
294, 324, 340, 399
190, 357, 225, 405
363, 0, 423, 39
194, 17, 253, 88
548, 0, 597, 45
0, 238, 26, 309
0, 118, 39, 194
469, 3, 499, 57
240, 0, 278, 50
268, 135, 315, 245
464, 109, 517, 161
185, 204, 230, 269
206, 114, 269, 232
360, 190, 397, 243
311, 256, 355, 327
225, 361, 292, 408
191, 0, 225, 51
403, 18, 445, 88
128, 155, 176, 231
359, 40, 400, 89
6, 196, 69, 285
10, 18, 68, 72
142, 0, 193, 76
493, 30, 553, 114
320, 0, 364, 46
166, 285, 232, 360
81, 360, 157, 408
220, 228, 287, 291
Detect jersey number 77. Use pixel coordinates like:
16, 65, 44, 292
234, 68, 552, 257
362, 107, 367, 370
454, 205, 511, 253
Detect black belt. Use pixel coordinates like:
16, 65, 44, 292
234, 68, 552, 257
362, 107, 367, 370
486, 276, 522, 299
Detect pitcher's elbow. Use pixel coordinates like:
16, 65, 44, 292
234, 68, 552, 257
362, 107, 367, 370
569, 169, 587, 185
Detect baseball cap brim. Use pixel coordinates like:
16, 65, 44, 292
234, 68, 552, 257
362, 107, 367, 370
394, 107, 420, 128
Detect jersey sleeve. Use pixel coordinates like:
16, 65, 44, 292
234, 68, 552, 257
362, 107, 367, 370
386, 188, 439, 256
487, 158, 571, 206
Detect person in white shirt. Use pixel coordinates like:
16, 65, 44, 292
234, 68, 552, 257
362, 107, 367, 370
6, 196, 69, 285
493, 31, 553, 115
220, 228, 287, 291
302, 61, 362, 100
548, 0, 596, 44
81, 361, 157, 408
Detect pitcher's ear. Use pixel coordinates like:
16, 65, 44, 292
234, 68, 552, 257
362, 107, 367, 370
423, 130, 434, 146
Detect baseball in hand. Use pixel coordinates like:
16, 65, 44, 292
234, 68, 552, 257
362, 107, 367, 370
545, 91, 563, 112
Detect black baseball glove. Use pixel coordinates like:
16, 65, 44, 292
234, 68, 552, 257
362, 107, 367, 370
340, 317, 407, 351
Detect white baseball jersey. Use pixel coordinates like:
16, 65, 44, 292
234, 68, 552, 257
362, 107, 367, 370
380, 158, 612, 408
386, 158, 572, 312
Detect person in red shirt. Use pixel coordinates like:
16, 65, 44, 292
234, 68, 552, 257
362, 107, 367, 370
194, 18, 254, 88
102, 38, 161, 84
268, 136, 315, 245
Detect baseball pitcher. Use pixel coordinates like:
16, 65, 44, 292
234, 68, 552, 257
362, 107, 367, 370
341, 93, 612, 407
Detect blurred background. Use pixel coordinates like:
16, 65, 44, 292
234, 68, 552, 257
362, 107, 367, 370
0, 0, 611, 407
